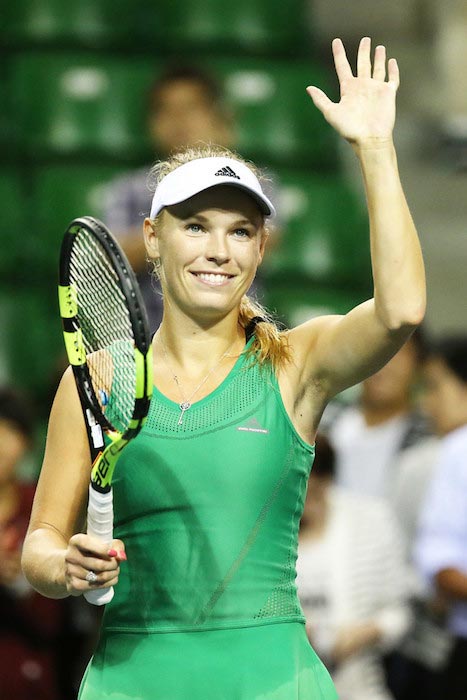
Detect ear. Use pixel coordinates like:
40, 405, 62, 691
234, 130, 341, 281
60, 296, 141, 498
143, 217, 160, 259
257, 226, 269, 265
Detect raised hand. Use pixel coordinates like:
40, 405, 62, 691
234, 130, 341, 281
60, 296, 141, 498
307, 37, 399, 146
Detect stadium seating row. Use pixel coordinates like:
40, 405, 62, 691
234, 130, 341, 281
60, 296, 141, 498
0, 0, 364, 402
2, 0, 312, 54
3, 53, 338, 167
1, 165, 369, 285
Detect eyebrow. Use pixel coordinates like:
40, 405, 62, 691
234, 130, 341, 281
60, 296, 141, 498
185, 213, 259, 227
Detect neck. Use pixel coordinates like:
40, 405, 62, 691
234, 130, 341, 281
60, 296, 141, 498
157, 309, 245, 367
361, 400, 410, 427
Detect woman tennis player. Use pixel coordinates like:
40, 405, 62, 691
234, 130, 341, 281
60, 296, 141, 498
22, 37, 425, 699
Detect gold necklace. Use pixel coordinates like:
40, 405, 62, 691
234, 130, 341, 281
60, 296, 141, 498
158, 334, 237, 425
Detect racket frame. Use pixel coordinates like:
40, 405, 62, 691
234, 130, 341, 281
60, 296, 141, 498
58, 216, 153, 604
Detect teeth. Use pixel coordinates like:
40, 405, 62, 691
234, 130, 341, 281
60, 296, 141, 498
196, 273, 230, 284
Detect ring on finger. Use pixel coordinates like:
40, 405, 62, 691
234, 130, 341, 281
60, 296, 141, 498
85, 570, 98, 584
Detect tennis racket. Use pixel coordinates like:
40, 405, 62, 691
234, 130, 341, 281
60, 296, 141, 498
58, 216, 153, 605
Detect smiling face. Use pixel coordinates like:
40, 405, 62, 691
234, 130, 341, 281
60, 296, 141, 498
144, 185, 267, 322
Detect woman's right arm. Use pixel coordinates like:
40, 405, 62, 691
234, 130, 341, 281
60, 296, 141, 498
22, 368, 122, 599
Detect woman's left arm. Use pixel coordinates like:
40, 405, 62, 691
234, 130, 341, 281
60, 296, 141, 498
289, 38, 426, 399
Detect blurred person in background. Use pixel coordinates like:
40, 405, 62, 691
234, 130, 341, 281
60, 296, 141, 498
327, 327, 430, 502
102, 63, 279, 332
322, 329, 433, 697
102, 64, 235, 331
297, 434, 412, 700
0, 387, 76, 699
430, 0, 467, 167
415, 335, 467, 700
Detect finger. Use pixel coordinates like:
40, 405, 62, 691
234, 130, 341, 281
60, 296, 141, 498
70, 533, 115, 559
357, 36, 372, 79
84, 569, 120, 587
388, 58, 400, 90
373, 45, 386, 81
66, 568, 120, 593
67, 561, 120, 583
110, 539, 127, 561
67, 553, 120, 573
331, 38, 353, 83
306, 86, 335, 115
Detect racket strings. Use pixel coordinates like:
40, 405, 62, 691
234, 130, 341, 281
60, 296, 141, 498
70, 230, 136, 433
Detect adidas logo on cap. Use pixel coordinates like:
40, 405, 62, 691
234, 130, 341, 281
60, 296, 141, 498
214, 166, 240, 180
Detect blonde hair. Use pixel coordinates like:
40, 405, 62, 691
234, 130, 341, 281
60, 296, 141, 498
147, 144, 291, 370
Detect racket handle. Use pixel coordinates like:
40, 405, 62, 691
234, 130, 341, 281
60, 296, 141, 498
84, 485, 115, 606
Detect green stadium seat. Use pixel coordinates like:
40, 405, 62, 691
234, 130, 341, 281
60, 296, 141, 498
0, 288, 65, 402
265, 284, 368, 330
1, 0, 163, 48
0, 169, 27, 278
263, 170, 371, 285
155, 0, 311, 55
28, 164, 128, 273
10, 53, 157, 160
206, 58, 339, 168
0, 60, 16, 158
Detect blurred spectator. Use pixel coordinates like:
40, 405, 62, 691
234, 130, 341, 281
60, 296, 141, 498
102, 63, 280, 332
326, 328, 430, 501
102, 64, 235, 331
415, 334, 467, 700
297, 434, 411, 700
384, 335, 463, 699
430, 0, 467, 167
0, 386, 88, 699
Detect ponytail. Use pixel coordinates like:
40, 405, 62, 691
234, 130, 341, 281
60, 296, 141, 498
239, 295, 291, 371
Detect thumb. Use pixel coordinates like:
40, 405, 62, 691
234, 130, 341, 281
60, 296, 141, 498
306, 86, 334, 115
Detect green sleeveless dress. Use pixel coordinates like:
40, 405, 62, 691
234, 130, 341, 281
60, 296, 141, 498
79, 341, 337, 699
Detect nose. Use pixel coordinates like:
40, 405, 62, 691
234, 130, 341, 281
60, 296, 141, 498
205, 231, 231, 265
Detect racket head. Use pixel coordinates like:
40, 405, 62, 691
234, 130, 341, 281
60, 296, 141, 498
58, 216, 153, 460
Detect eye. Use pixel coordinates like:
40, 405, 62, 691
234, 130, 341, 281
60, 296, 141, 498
186, 223, 203, 233
233, 228, 251, 239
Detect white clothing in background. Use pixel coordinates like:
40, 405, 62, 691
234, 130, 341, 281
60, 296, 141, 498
297, 486, 411, 700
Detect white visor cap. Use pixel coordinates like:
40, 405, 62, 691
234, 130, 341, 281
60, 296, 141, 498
149, 156, 275, 220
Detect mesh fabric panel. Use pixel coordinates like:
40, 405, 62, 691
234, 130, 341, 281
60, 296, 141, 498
145, 362, 272, 436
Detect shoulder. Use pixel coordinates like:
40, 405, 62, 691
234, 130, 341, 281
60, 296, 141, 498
443, 424, 467, 453
102, 167, 151, 216
278, 314, 343, 394
395, 436, 440, 474
104, 166, 152, 195
400, 411, 433, 450
335, 486, 401, 537
286, 315, 341, 359
438, 425, 467, 480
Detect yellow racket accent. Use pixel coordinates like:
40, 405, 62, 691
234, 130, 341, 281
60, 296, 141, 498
63, 329, 86, 366
58, 284, 78, 318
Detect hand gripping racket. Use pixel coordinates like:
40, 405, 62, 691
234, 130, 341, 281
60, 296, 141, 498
58, 217, 153, 605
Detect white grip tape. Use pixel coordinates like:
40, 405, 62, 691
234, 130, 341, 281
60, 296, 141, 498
84, 485, 115, 606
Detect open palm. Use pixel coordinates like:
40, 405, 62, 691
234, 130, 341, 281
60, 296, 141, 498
307, 37, 399, 144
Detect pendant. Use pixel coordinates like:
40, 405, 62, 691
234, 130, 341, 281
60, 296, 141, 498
178, 401, 192, 425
